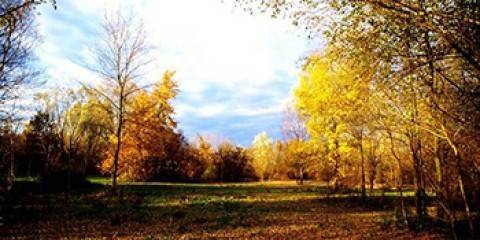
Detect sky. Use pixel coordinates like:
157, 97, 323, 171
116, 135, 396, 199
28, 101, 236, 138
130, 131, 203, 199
35, 0, 316, 146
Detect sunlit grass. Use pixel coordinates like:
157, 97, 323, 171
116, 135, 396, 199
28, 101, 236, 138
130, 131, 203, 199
86, 176, 111, 185
80, 178, 418, 209
13, 176, 38, 182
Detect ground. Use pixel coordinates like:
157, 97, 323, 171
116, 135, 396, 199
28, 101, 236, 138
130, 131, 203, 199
0, 180, 447, 239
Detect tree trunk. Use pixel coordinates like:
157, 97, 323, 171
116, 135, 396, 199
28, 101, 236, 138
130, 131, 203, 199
299, 165, 304, 185
360, 142, 366, 200
8, 132, 15, 191
387, 130, 408, 226
112, 124, 122, 193
456, 157, 475, 238
369, 174, 374, 191
413, 148, 426, 220
112, 101, 123, 195
333, 139, 340, 191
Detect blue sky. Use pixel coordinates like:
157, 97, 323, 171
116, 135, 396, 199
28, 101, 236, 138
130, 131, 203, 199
35, 0, 316, 146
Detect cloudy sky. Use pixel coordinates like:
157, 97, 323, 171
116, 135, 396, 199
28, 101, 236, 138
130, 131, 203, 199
35, 0, 316, 146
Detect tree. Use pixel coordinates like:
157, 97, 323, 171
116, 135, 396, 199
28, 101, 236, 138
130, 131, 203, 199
84, 10, 150, 192
0, 0, 55, 22
24, 89, 93, 192
102, 71, 182, 180
281, 104, 311, 184
270, 140, 288, 180
0, 100, 25, 193
76, 94, 112, 174
25, 111, 63, 186
250, 132, 273, 181
195, 135, 218, 181
281, 104, 308, 142
0, 117, 17, 193
295, 55, 366, 190
0, 0, 56, 112
284, 139, 319, 185
216, 141, 254, 182
0, 0, 38, 112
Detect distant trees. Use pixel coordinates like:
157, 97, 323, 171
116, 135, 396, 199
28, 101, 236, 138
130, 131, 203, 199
16, 89, 110, 190
189, 136, 255, 182
216, 142, 255, 182
270, 140, 289, 180
74, 95, 112, 174
195, 135, 217, 181
26, 110, 65, 187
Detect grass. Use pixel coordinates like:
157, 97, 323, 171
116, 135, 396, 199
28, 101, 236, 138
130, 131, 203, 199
13, 176, 38, 182
0, 179, 446, 239
86, 176, 111, 185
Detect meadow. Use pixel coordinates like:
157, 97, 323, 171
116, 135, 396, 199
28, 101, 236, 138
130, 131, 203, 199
0, 179, 447, 239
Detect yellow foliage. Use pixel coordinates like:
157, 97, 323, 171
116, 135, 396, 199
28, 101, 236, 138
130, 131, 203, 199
100, 71, 180, 180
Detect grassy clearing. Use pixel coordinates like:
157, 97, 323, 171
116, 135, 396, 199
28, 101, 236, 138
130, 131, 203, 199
0, 180, 446, 239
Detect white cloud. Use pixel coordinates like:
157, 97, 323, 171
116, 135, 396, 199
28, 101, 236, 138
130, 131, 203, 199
175, 103, 226, 119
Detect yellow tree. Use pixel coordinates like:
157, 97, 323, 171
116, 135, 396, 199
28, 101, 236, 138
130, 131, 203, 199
250, 132, 273, 181
100, 71, 179, 181
281, 104, 312, 184
194, 135, 217, 181
295, 54, 370, 190
296, 47, 383, 194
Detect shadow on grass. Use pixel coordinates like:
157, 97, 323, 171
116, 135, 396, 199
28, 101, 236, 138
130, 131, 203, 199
0, 181, 443, 239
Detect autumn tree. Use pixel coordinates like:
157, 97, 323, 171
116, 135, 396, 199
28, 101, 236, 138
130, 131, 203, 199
75, 94, 112, 174
194, 135, 218, 181
85, 11, 150, 192
295, 55, 358, 190
216, 141, 254, 182
270, 140, 289, 180
250, 132, 273, 181
281, 104, 312, 184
